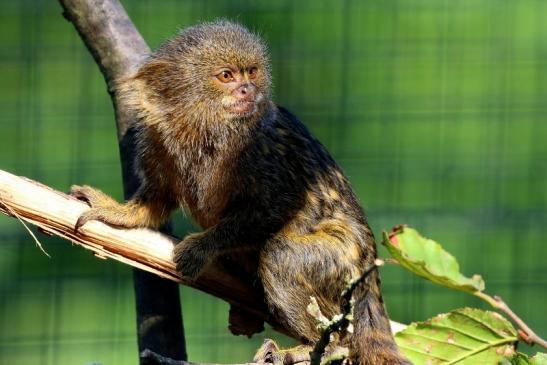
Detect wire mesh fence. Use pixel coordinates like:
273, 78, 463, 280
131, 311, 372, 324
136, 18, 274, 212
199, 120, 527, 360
0, 1, 546, 364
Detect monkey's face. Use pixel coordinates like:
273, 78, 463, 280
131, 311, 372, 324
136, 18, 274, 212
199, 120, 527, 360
131, 21, 272, 126
211, 65, 267, 120
190, 21, 271, 123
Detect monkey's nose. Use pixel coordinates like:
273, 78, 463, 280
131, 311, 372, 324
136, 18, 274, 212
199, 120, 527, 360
234, 83, 256, 101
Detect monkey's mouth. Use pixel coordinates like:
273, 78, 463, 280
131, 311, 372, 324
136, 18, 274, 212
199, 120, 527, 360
224, 101, 256, 117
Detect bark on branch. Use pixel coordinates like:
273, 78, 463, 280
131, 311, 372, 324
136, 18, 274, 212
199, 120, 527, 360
0, 168, 271, 333
0, 168, 405, 338
57, 0, 185, 359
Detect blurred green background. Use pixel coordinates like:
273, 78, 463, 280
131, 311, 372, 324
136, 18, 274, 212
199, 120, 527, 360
1, 0, 546, 364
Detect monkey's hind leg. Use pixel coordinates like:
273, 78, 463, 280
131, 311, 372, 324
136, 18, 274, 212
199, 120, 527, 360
253, 339, 351, 365
257, 227, 360, 364
254, 339, 312, 365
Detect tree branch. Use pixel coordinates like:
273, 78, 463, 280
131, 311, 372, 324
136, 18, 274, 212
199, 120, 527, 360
0, 168, 405, 340
57, 0, 185, 359
58, 0, 149, 139
0, 168, 271, 330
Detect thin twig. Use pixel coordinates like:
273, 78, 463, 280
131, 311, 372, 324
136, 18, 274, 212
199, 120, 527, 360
474, 291, 547, 350
308, 259, 384, 365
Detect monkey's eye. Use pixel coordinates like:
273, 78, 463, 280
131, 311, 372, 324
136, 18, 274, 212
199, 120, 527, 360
217, 70, 234, 83
248, 67, 258, 79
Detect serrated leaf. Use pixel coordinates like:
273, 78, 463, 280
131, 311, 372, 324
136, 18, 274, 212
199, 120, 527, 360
382, 226, 485, 293
395, 308, 518, 364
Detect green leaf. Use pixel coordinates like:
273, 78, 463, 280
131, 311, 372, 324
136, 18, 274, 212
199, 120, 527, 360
395, 308, 518, 364
505, 352, 532, 365
382, 225, 485, 293
504, 352, 547, 365
531, 353, 547, 365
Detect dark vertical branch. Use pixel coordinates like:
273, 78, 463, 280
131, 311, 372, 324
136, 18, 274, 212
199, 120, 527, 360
57, 0, 187, 361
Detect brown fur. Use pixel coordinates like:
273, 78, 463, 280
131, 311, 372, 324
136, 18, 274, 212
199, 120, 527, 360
71, 21, 409, 364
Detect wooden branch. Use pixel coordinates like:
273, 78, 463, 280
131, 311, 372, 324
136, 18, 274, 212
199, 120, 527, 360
309, 261, 382, 365
59, 0, 150, 139
0, 169, 269, 324
0, 168, 405, 338
474, 291, 547, 350
57, 0, 186, 359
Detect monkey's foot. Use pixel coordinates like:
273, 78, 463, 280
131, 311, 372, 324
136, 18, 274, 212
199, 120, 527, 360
253, 339, 311, 365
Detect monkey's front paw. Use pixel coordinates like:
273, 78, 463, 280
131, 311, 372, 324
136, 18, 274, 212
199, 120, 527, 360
173, 233, 211, 281
70, 185, 116, 208
73, 207, 112, 233
70, 185, 121, 232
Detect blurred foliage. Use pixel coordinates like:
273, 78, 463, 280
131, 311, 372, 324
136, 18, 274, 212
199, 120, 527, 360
0, 0, 546, 364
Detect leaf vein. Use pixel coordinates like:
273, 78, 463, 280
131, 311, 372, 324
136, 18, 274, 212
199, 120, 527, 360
453, 311, 510, 339
446, 337, 517, 364
399, 332, 474, 351
397, 344, 451, 362
427, 323, 491, 343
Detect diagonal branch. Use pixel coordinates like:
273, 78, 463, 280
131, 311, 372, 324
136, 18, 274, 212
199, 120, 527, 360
0, 168, 405, 340
0, 168, 272, 331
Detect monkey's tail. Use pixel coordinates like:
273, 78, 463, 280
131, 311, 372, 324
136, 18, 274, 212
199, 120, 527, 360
350, 272, 411, 365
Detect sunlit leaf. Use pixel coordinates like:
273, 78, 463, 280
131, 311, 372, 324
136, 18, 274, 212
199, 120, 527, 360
381, 225, 484, 293
395, 308, 518, 364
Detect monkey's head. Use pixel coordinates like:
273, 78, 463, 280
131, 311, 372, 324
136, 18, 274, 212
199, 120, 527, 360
124, 20, 272, 127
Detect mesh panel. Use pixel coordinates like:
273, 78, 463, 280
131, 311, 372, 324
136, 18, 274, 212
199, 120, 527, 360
0, 1, 545, 363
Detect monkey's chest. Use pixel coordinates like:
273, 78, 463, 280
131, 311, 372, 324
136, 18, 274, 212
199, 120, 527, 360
174, 154, 238, 229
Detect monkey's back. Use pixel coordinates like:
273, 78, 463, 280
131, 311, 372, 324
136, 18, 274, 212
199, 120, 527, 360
225, 106, 379, 341
241, 106, 374, 245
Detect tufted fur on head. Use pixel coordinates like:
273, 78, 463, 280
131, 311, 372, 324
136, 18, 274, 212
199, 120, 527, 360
117, 20, 272, 142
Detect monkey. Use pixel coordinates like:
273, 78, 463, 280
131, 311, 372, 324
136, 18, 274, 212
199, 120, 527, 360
70, 21, 409, 365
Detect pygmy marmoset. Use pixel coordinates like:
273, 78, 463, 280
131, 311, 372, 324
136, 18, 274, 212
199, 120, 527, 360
70, 20, 409, 365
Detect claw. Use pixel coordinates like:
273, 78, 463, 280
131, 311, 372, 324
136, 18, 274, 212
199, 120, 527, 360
69, 185, 119, 233
74, 209, 99, 233
74, 216, 85, 234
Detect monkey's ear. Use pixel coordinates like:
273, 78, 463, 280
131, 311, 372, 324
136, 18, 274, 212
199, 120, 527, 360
134, 59, 175, 85
132, 59, 185, 101
114, 60, 175, 121
115, 59, 174, 96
